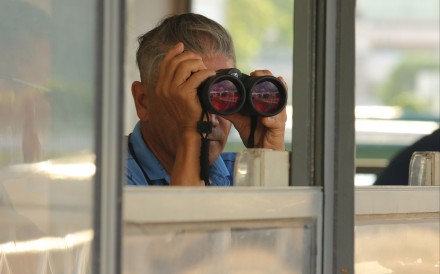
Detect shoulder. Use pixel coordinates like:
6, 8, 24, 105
125, 146, 148, 185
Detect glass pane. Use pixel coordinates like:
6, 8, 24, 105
0, 0, 97, 272
355, 217, 439, 273
355, 0, 440, 186
191, 0, 294, 151
124, 220, 315, 273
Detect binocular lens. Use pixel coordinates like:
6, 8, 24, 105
250, 81, 283, 114
209, 79, 242, 113
198, 68, 286, 116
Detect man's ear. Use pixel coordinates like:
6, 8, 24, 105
131, 81, 149, 121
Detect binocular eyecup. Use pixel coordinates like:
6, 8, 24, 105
197, 68, 287, 117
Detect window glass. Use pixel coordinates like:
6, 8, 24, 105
192, 0, 294, 151
194, 0, 440, 186
355, 0, 440, 186
124, 220, 314, 273
0, 0, 97, 271
356, 218, 439, 272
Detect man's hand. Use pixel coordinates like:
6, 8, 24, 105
134, 42, 218, 186
153, 42, 216, 135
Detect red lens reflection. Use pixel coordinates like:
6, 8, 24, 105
209, 80, 241, 113
250, 81, 281, 114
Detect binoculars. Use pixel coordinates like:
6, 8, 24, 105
197, 68, 287, 117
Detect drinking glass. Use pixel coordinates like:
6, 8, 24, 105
233, 148, 289, 187
408, 151, 440, 186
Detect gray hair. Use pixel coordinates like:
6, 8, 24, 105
136, 13, 236, 89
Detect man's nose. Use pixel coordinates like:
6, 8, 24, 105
210, 114, 220, 127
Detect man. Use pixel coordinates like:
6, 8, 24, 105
126, 13, 287, 186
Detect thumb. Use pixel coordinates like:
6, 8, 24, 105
260, 116, 276, 128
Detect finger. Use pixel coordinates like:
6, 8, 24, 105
183, 69, 216, 90
260, 110, 287, 129
155, 43, 184, 97
250, 69, 274, 77
221, 113, 252, 144
277, 76, 289, 90
221, 112, 249, 128
249, 70, 288, 90
260, 116, 279, 129
164, 68, 214, 105
157, 43, 201, 88
171, 59, 210, 89
162, 42, 185, 65
161, 51, 204, 96
157, 43, 185, 84
164, 49, 202, 82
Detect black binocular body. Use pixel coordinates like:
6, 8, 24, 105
197, 68, 287, 117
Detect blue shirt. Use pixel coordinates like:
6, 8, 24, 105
125, 122, 236, 186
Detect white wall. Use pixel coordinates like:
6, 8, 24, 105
124, 0, 177, 134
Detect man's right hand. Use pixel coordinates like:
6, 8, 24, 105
153, 42, 216, 135
142, 42, 217, 185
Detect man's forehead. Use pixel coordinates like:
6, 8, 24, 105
202, 55, 235, 71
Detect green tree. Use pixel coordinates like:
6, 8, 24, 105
225, 0, 294, 71
377, 53, 439, 113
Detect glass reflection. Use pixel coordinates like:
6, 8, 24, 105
0, 1, 52, 166
0, 0, 96, 272
355, 0, 440, 185
356, 218, 440, 273
124, 222, 313, 273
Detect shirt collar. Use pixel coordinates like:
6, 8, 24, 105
211, 154, 230, 177
131, 121, 231, 185
131, 122, 170, 183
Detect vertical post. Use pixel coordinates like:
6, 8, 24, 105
292, 0, 355, 272
93, 0, 125, 273
291, 0, 318, 187
322, 0, 355, 273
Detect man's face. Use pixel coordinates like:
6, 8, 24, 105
202, 55, 235, 164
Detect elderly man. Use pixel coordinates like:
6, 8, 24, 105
126, 13, 287, 186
